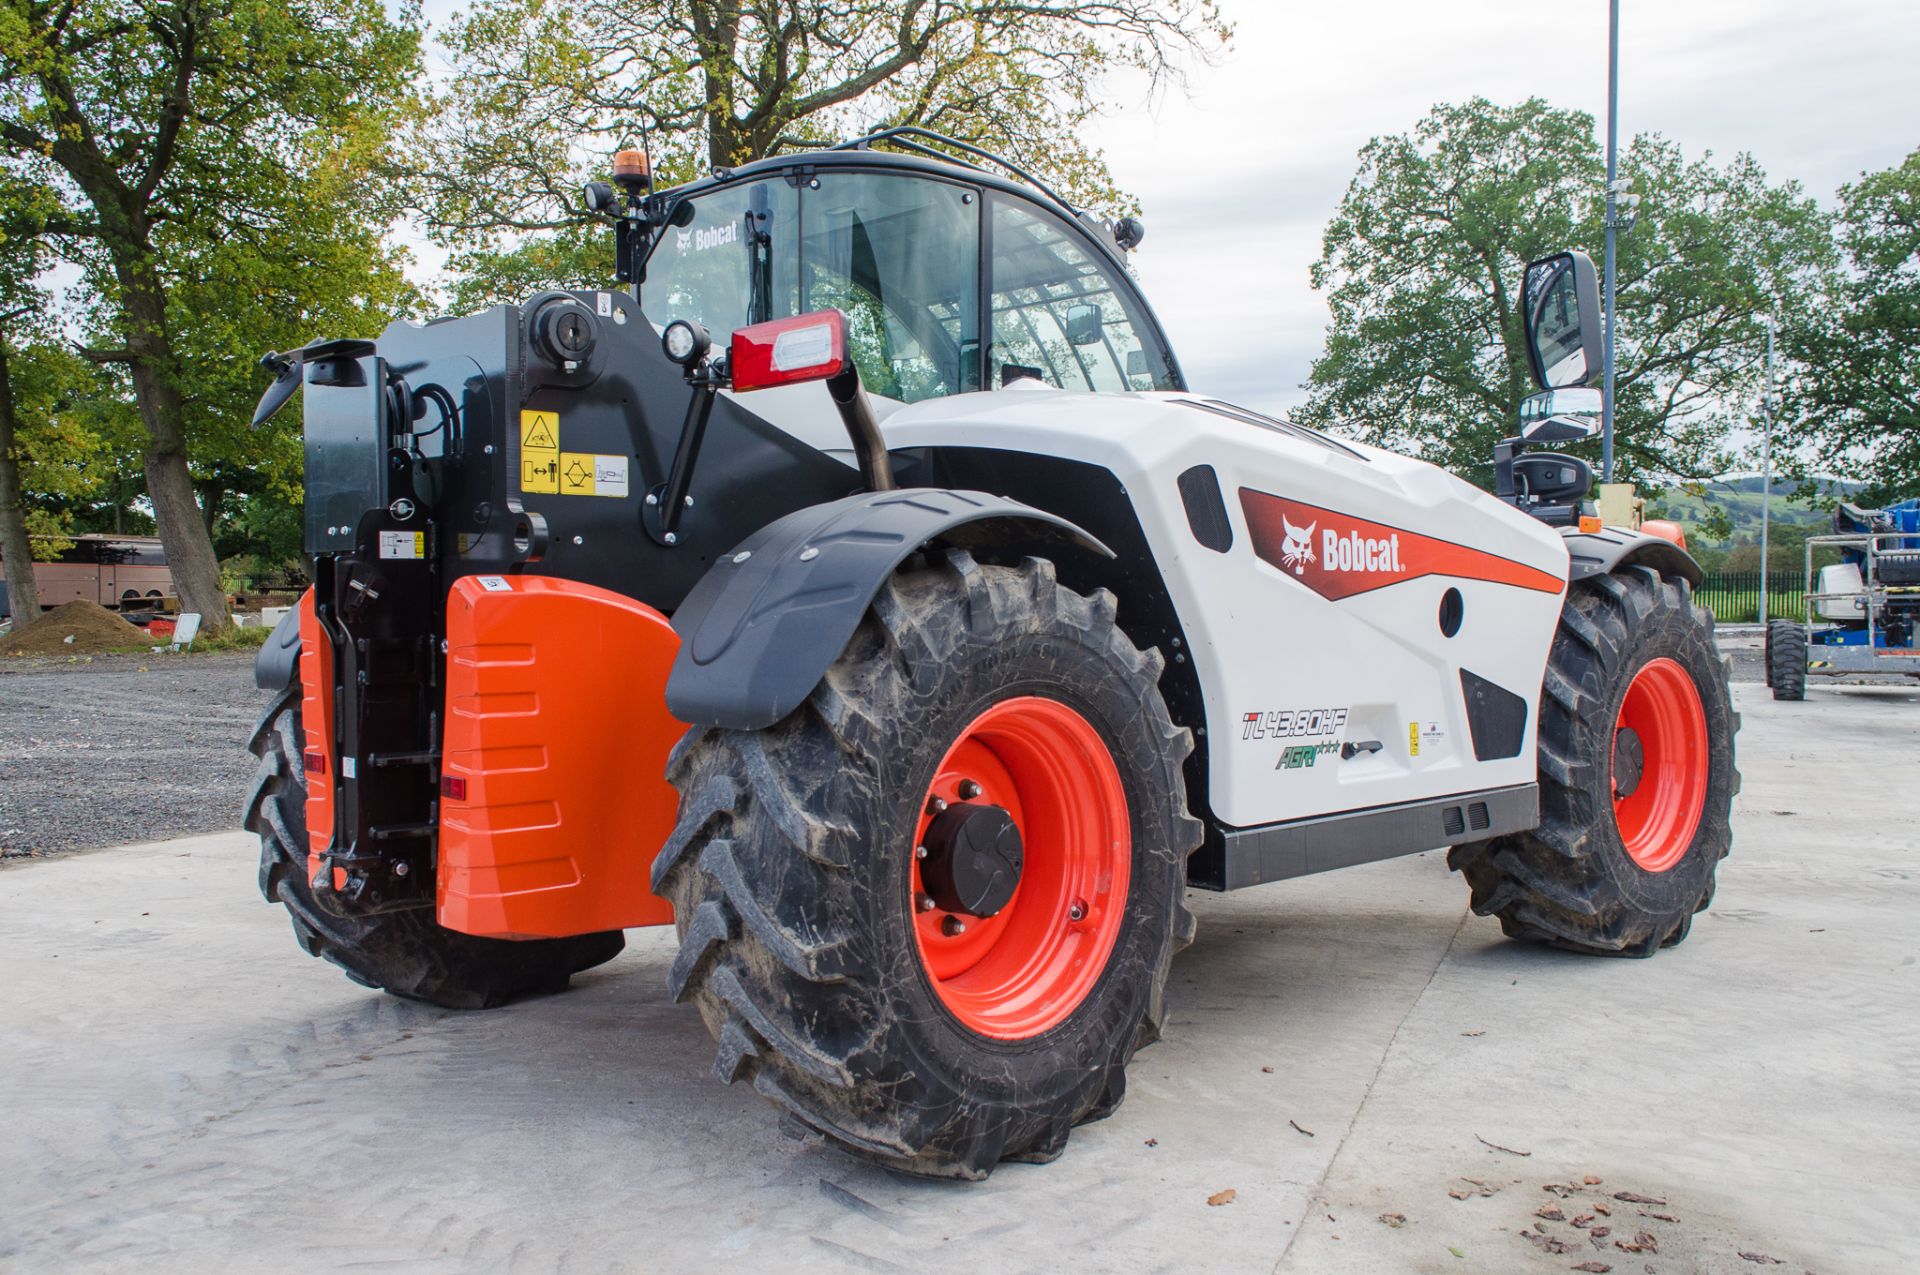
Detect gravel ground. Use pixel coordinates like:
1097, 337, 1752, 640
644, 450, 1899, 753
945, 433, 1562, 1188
0, 651, 269, 859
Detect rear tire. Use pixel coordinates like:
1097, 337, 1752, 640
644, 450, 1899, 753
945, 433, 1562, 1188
244, 685, 623, 1008
1451, 566, 1738, 955
654, 549, 1202, 1179
1768, 619, 1806, 701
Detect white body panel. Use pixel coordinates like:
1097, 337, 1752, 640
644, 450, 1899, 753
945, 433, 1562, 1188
1816, 563, 1866, 620
881, 385, 1570, 828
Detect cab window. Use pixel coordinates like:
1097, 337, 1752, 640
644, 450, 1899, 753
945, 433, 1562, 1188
646, 179, 798, 341
988, 197, 1172, 392
798, 172, 980, 401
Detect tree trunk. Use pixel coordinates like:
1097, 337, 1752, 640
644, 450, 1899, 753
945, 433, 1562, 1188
0, 338, 43, 622
117, 277, 232, 631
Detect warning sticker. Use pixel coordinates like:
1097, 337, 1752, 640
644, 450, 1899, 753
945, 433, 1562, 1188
476, 575, 513, 593
521, 409, 559, 493
1408, 721, 1420, 757
379, 530, 425, 560
558, 452, 630, 498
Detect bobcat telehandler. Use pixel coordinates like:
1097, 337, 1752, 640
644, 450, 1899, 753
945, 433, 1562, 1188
247, 130, 1738, 1179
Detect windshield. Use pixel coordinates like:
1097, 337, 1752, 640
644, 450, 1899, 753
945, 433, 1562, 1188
644, 171, 981, 402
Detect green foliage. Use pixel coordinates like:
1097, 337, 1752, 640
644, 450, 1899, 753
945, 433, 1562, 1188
1299, 98, 1835, 490
1780, 149, 1920, 506
420, 0, 1229, 298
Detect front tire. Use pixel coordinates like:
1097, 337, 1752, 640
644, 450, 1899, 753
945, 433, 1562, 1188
244, 685, 623, 1008
654, 549, 1202, 1178
1768, 618, 1807, 701
1452, 565, 1739, 955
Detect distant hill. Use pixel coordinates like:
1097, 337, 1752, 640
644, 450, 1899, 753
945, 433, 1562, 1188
1649, 476, 1862, 546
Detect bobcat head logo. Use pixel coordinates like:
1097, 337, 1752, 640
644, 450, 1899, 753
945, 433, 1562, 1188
1280, 516, 1316, 575
675, 229, 694, 251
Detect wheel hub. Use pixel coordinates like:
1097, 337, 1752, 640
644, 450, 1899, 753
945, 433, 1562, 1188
1612, 726, 1645, 798
921, 801, 1024, 918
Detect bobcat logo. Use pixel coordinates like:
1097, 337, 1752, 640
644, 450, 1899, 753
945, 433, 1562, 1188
1280, 515, 1317, 575
675, 229, 694, 251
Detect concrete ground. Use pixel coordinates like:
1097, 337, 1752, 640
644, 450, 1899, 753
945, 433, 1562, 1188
2, 683, 1914, 1275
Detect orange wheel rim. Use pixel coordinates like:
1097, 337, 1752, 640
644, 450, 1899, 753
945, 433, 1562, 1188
910, 697, 1131, 1040
1612, 657, 1708, 872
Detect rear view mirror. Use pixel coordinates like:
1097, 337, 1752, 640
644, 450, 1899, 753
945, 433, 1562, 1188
1522, 251, 1602, 390
1063, 303, 1103, 347
1518, 386, 1603, 442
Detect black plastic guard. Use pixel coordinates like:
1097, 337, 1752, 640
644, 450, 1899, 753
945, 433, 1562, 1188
255, 605, 303, 691
666, 488, 1111, 730
1562, 526, 1703, 588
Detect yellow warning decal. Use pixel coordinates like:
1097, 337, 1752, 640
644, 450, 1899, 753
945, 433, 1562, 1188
521, 410, 559, 493
1408, 721, 1420, 757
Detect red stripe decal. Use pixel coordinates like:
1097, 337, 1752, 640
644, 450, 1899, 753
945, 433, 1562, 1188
1239, 490, 1564, 601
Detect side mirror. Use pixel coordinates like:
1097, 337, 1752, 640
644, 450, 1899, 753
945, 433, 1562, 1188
1063, 303, 1103, 347
1518, 386, 1603, 442
1521, 251, 1602, 390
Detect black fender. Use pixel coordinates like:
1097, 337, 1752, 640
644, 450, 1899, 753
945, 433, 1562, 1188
1562, 526, 1703, 588
255, 603, 304, 691
665, 488, 1112, 730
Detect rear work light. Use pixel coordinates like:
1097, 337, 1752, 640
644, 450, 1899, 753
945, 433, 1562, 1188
730, 310, 848, 392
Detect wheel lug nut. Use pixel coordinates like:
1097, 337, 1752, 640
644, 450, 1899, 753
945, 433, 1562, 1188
958, 779, 981, 799
942, 916, 967, 937
917, 893, 936, 912
915, 844, 928, 860
1068, 900, 1088, 923
926, 796, 948, 815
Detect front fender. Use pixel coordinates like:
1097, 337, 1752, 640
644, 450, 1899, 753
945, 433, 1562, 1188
1563, 526, 1704, 588
665, 488, 1111, 730
254, 595, 307, 691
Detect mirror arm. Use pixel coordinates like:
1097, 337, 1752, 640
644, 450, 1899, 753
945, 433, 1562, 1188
1494, 436, 1524, 503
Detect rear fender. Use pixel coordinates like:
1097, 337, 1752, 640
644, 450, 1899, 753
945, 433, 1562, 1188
665, 488, 1111, 730
1563, 527, 1703, 588
255, 597, 305, 690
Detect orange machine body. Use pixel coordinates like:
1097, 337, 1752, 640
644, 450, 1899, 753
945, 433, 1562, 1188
297, 590, 337, 886
436, 574, 683, 939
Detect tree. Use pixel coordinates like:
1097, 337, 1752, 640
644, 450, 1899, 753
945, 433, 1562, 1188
1781, 149, 1920, 506
0, 182, 50, 618
1298, 98, 1835, 489
423, 0, 1229, 294
1, 0, 422, 629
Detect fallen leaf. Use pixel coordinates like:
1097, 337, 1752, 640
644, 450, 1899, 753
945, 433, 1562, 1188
1572, 1214, 1595, 1229
1737, 1254, 1784, 1266
1207, 1189, 1236, 1207
1476, 1134, 1532, 1156
1590, 1226, 1611, 1239
1613, 1191, 1666, 1205
1544, 1183, 1580, 1197
1593, 1202, 1613, 1216
1537, 1206, 1567, 1221
1378, 1213, 1406, 1228
1448, 1247, 1464, 1259
1583, 1175, 1604, 1185
1290, 1119, 1315, 1137
1612, 1231, 1658, 1255
1572, 1263, 1613, 1273
1461, 1029, 1486, 1037
1261, 1065, 1275, 1073
1144, 1138, 1158, 1147
1520, 1231, 1573, 1255
1639, 1210, 1679, 1223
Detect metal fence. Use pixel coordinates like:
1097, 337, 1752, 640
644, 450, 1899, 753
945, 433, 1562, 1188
1693, 570, 1804, 625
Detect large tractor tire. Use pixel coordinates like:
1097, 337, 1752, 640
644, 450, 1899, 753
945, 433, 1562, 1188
1767, 618, 1807, 701
654, 549, 1203, 1179
1452, 564, 1738, 955
244, 685, 623, 1008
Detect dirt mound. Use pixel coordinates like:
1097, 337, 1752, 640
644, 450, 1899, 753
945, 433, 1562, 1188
1, 600, 148, 655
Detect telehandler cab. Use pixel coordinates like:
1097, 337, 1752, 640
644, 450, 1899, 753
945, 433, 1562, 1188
247, 129, 1738, 1178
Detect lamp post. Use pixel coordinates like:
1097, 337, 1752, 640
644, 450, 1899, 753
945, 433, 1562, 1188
1602, 0, 1619, 484
1759, 317, 1777, 627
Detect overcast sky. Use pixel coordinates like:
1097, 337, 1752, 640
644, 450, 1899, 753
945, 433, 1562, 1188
408, 0, 1918, 416
1074, 0, 1920, 414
